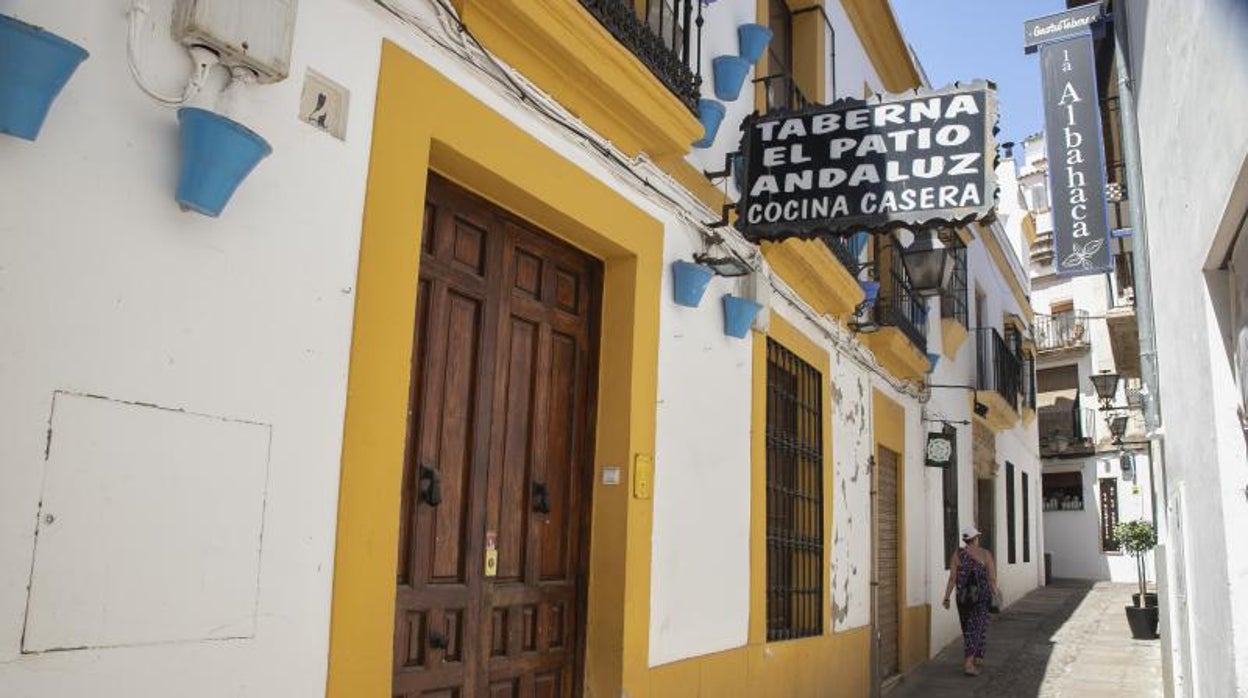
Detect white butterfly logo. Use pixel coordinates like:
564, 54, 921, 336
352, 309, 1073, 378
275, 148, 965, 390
1061, 239, 1105, 271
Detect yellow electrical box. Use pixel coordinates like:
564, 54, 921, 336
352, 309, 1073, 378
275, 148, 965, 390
633, 454, 653, 499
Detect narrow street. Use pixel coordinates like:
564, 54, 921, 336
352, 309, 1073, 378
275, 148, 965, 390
891, 580, 1162, 697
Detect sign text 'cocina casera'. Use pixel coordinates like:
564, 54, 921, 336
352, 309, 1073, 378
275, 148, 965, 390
735, 81, 999, 241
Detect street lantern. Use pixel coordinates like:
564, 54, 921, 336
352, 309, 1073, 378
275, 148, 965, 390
1108, 413, 1130, 445
898, 227, 954, 296
1089, 370, 1122, 409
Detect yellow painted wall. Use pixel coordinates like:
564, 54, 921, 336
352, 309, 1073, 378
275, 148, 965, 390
326, 42, 665, 698
623, 315, 870, 698
872, 391, 929, 676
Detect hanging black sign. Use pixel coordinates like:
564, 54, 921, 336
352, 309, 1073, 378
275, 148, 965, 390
1039, 34, 1113, 276
734, 82, 999, 241
925, 428, 957, 469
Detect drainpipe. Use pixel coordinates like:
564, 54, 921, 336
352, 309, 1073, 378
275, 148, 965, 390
1107, 0, 1164, 511
1108, 2, 1175, 695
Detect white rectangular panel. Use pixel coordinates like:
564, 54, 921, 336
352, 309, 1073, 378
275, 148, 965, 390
22, 392, 271, 653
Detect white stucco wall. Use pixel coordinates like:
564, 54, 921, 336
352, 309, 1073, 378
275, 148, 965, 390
1126, 0, 1248, 694
922, 185, 1044, 654
1042, 455, 1154, 583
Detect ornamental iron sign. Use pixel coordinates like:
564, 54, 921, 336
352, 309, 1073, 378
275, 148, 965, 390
734, 81, 999, 242
925, 427, 957, 469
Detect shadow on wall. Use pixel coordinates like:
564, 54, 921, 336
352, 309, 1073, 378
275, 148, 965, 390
892, 579, 1097, 698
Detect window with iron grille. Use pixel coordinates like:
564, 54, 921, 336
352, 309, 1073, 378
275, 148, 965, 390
942, 454, 958, 569
1022, 472, 1031, 563
1006, 462, 1017, 564
766, 338, 824, 641
940, 236, 969, 328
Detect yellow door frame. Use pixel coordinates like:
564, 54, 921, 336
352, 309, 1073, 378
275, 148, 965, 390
325, 41, 664, 697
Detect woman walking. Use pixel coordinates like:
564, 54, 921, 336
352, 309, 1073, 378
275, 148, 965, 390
942, 525, 1000, 676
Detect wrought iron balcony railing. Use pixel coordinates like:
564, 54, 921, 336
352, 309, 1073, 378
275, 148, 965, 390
1034, 311, 1090, 352
876, 249, 927, 353
579, 0, 703, 111
754, 72, 813, 113
976, 328, 1022, 412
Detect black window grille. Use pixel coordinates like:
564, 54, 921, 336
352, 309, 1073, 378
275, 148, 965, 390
766, 339, 824, 641
940, 237, 969, 329
1006, 462, 1017, 564
1022, 472, 1031, 563
942, 453, 958, 568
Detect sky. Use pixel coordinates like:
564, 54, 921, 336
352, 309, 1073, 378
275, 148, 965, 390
890, 0, 1070, 151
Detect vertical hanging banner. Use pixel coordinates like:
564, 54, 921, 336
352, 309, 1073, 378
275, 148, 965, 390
1027, 7, 1113, 276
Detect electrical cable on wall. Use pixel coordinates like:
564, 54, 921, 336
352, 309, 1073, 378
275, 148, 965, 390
126, 0, 218, 106
371, 0, 926, 398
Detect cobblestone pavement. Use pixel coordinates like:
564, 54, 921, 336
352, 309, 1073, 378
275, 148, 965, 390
889, 579, 1163, 698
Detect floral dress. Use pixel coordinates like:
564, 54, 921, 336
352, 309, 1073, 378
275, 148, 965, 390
955, 547, 992, 659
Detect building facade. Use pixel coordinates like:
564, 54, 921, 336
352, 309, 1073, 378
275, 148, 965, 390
1017, 133, 1155, 584
1109, 0, 1248, 694
0, 1, 1038, 695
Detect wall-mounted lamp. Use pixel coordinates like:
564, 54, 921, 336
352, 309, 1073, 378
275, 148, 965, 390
898, 227, 956, 297
694, 251, 752, 278
1108, 413, 1130, 445
1089, 370, 1122, 410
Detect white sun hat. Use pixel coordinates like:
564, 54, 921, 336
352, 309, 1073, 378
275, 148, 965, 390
960, 525, 981, 541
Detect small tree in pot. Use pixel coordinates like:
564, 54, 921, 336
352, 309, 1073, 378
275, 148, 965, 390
1114, 519, 1159, 638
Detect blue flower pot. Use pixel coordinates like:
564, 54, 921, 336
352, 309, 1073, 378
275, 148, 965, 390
926, 352, 941, 373
671, 260, 715, 307
859, 279, 880, 306
693, 98, 726, 148
712, 55, 750, 101
737, 23, 773, 64
723, 294, 763, 339
176, 108, 272, 217
0, 14, 89, 141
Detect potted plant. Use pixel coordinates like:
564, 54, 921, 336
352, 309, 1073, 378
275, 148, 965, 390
1114, 518, 1159, 639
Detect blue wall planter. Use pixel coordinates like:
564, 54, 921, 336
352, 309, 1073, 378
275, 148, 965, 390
926, 352, 941, 373
712, 56, 750, 101
723, 294, 763, 339
858, 280, 880, 307
176, 108, 272, 217
671, 260, 715, 307
737, 23, 773, 64
0, 14, 88, 141
693, 98, 725, 148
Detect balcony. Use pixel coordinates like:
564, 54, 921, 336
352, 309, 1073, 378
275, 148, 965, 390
975, 328, 1023, 431
1039, 403, 1096, 458
1035, 311, 1091, 354
1106, 252, 1141, 377
579, 0, 702, 111
456, 0, 703, 158
755, 73, 814, 113
875, 247, 928, 353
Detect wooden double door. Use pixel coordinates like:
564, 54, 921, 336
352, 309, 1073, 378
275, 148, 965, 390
393, 174, 600, 698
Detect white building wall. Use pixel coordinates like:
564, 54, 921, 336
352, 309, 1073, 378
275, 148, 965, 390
922, 164, 1043, 654
1126, 0, 1248, 694
1042, 454, 1153, 582
0, 0, 1044, 691
1025, 129, 1155, 586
